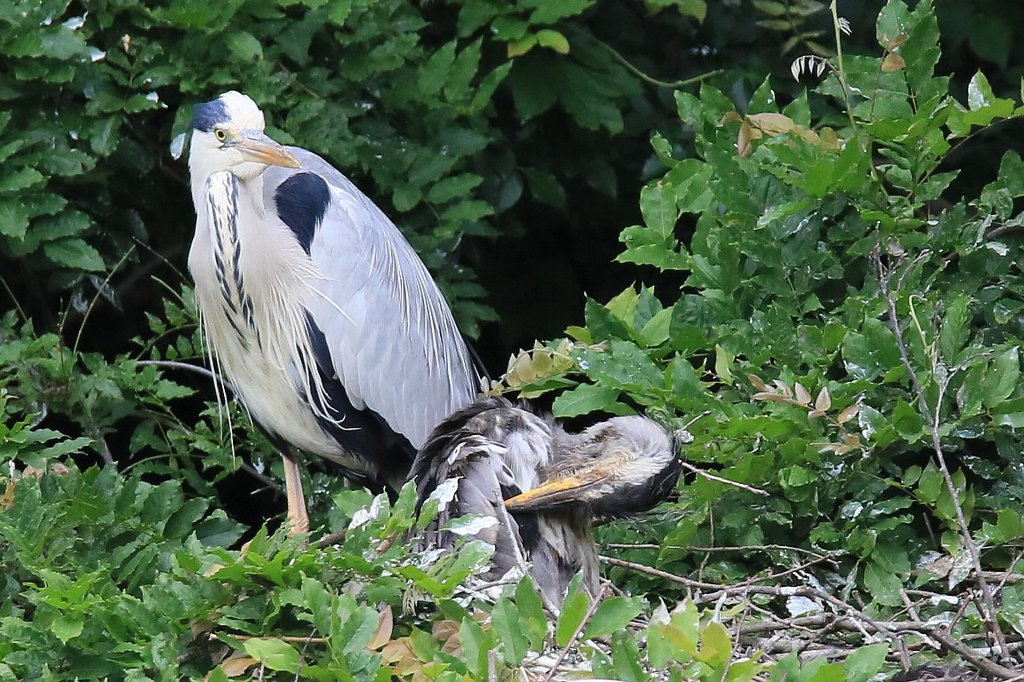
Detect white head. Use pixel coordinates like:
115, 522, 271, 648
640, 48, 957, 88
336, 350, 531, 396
187, 91, 300, 184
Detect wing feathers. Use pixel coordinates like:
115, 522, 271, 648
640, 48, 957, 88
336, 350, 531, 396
263, 148, 478, 449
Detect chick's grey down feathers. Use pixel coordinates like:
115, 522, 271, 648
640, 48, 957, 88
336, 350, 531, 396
410, 397, 681, 605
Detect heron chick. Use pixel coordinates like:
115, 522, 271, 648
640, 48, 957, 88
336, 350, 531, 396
410, 397, 682, 606
186, 91, 479, 533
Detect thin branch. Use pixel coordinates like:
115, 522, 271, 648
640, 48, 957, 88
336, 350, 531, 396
596, 39, 724, 90
137, 359, 219, 383
602, 555, 911, 664
542, 584, 608, 682
209, 632, 328, 644
605, 543, 834, 562
680, 461, 770, 496
874, 247, 1010, 662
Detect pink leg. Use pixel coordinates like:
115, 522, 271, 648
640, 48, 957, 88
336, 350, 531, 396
282, 455, 309, 536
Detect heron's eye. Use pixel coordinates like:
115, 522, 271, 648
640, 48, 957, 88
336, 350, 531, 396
214, 129, 227, 142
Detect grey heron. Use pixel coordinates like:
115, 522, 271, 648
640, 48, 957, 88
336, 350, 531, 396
411, 397, 681, 606
186, 91, 479, 533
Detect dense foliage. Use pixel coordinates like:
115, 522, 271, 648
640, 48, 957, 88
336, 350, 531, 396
3, 0, 1024, 679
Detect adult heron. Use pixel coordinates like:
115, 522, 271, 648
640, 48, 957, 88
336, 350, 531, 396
411, 397, 681, 606
186, 91, 479, 533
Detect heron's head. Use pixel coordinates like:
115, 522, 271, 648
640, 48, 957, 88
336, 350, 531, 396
188, 91, 300, 182
505, 415, 681, 515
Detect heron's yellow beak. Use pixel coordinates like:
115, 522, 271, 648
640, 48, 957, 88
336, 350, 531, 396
504, 469, 607, 511
233, 131, 301, 168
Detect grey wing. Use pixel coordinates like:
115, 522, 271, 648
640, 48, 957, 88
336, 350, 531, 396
265, 148, 480, 448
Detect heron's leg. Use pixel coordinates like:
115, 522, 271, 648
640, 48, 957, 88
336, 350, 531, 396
282, 453, 309, 536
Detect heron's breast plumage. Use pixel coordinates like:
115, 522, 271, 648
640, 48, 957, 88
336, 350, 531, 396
188, 172, 370, 472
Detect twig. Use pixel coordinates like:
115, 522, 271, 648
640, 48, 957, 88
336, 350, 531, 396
542, 584, 608, 682
602, 555, 911, 664
607, 543, 834, 561
680, 461, 770, 496
874, 247, 1010, 662
596, 39, 724, 90
209, 633, 328, 644
314, 529, 347, 549
137, 359, 219, 383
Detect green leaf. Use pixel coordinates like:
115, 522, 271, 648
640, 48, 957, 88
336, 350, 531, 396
863, 560, 902, 606
892, 400, 924, 441
243, 638, 300, 672
51, 615, 84, 644
639, 181, 678, 239
842, 643, 888, 682
526, 0, 591, 24
535, 29, 570, 55
0, 199, 31, 239
226, 31, 262, 60
983, 346, 1019, 408
459, 617, 491, 680
583, 596, 645, 639
555, 587, 591, 647
696, 620, 731, 668
492, 598, 528, 663
940, 294, 971, 361
515, 577, 549, 650
43, 238, 104, 271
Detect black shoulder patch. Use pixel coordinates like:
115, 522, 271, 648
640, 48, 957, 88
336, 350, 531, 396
191, 99, 229, 132
275, 173, 331, 255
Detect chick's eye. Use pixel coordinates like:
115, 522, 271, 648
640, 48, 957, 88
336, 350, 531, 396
214, 129, 227, 142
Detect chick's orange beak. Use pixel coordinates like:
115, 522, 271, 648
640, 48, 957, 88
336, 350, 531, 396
504, 469, 607, 511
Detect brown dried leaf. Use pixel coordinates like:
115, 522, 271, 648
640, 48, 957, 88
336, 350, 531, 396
747, 373, 769, 391
772, 380, 793, 397
837, 404, 860, 424
369, 605, 394, 650
817, 127, 841, 151
794, 382, 812, 405
381, 639, 415, 665
753, 392, 805, 406
886, 33, 908, 50
881, 52, 906, 73
718, 111, 744, 126
808, 410, 827, 419
433, 620, 462, 656
0, 479, 14, 510
815, 386, 832, 412
841, 433, 862, 446
737, 121, 753, 157
216, 655, 258, 678
747, 112, 799, 136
